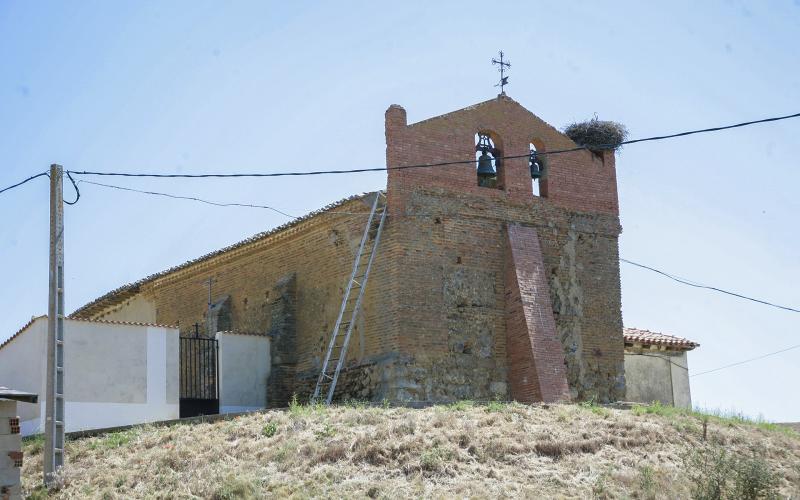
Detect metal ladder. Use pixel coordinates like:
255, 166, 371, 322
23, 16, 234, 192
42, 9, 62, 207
312, 191, 387, 404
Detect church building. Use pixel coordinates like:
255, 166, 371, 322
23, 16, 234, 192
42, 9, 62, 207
71, 95, 626, 406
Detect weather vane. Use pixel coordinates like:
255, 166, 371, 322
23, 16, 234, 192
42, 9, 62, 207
492, 50, 511, 95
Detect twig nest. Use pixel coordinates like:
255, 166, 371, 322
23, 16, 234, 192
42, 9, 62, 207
563, 118, 628, 152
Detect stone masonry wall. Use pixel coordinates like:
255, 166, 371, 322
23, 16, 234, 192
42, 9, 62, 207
377, 189, 625, 402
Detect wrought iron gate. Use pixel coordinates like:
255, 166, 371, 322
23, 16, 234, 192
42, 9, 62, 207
179, 336, 219, 418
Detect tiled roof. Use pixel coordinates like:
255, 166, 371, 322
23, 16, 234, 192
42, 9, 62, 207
0, 315, 45, 351
70, 192, 375, 319
69, 317, 177, 329
623, 327, 699, 350
1, 316, 177, 353
216, 330, 268, 337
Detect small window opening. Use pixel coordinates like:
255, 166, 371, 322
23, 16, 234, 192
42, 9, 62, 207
476, 133, 501, 188
529, 142, 546, 197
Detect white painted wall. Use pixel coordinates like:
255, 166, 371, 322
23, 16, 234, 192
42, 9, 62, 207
624, 351, 692, 409
216, 332, 270, 414
0, 319, 46, 435
96, 295, 157, 324
0, 318, 179, 436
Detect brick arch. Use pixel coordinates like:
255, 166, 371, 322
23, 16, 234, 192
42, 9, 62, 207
385, 96, 619, 215
475, 129, 505, 188
529, 137, 548, 197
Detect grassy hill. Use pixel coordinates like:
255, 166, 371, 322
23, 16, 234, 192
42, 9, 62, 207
21, 401, 800, 499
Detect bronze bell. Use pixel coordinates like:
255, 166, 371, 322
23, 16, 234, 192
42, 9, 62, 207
530, 151, 543, 179
477, 151, 495, 177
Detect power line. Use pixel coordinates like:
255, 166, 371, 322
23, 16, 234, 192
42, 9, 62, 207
66, 111, 800, 179
0, 171, 48, 195
3, 110, 799, 194
621, 258, 800, 313
691, 343, 800, 377
617, 111, 800, 147
64, 171, 80, 206
629, 340, 800, 378
77, 180, 297, 218
77, 179, 800, 315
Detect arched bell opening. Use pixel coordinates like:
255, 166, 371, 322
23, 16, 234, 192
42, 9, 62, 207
475, 131, 504, 189
529, 138, 547, 197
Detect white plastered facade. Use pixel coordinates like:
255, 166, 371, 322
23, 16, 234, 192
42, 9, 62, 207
0, 317, 178, 436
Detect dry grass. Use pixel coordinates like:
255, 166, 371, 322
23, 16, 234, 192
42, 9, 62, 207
21, 402, 800, 499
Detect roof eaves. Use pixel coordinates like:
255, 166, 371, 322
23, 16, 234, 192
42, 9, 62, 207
623, 327, 700, 350
68, 317, 177, 329
70, 192, 375, 318
0, 315, 46, 352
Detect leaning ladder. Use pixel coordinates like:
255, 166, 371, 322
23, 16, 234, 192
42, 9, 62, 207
312, 191, 387, 404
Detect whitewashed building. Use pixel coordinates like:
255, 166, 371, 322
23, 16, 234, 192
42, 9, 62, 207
0, 317, 179, 436
623, 327, 699, 409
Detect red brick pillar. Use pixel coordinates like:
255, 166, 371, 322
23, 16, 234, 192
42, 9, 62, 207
504, 224, 571, 403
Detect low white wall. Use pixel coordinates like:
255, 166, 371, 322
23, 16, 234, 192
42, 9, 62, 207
624, 351, 691, 409
0, 319, 46, 435
0, 318, 179, 436
216, 332, 270, 414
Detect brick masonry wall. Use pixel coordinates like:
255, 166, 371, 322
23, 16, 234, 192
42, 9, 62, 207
505, 224, 571, 403
386, 97, 619, 217
376, 189, 625, 402
88, 195, 401, 401
84, 96, 625, 404
384, 96, 625, 402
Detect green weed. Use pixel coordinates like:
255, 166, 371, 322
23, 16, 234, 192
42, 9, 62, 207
684, 444, 778, 500
211, 474, 259, 500
486, 400, 505, 413
262, 421, 278, 438
314, 423, 336, 440
419, 444, 454, 472
579, 398, 610, 417
638, 465, 656, 499
289, 393, 325, 418
449, 400, 474, 411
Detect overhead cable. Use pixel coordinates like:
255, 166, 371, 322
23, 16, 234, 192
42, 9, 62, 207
621, 258, 799, 313
76, 179, 296, 218
65, 111, 800, 179
78, 179, 800, 315
0, 171, 48, 195
691, 343, 800, 377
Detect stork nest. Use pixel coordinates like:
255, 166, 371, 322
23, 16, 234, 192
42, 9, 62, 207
563, 118, 628, 152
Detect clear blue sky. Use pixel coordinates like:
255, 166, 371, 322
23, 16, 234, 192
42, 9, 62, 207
1, 1, 798, 420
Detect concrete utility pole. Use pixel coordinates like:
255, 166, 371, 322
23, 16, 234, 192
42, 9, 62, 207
44, 164, 65, 485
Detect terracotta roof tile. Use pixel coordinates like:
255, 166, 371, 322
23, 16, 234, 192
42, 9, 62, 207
68, 317, 177, 329
623, 327, 699, 350
0, 315, 45, 351
70, 192, 375, 319
215, 330, 267, 337
1, 316, 177, 353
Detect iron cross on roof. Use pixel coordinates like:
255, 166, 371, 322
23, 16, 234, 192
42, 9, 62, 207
492, 50, 511, 95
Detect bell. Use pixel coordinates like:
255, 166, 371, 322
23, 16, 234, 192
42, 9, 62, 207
530, 152, 543, 179
477, 151, 495, 177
